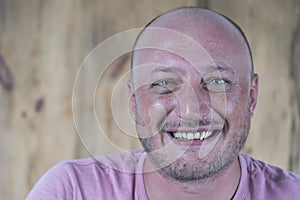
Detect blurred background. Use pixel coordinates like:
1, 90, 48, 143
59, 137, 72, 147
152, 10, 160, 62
0, 0, 299, 199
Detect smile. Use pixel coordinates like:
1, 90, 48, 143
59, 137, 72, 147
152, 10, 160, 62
171, 130, 221, 140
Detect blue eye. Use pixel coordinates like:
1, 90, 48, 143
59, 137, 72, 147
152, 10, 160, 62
210, 79, 227, 85
152, 80, 175, 87
157, 80, 173, 86
202, 78, 231, 92
151, 80, 179, 94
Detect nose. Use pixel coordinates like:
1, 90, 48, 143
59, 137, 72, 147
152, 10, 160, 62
175, 83, 210, 121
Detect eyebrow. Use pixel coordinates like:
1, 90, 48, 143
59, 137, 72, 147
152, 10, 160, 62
150, 65, 235, 76
205, 65, 235, 75
150, 67, 179, 75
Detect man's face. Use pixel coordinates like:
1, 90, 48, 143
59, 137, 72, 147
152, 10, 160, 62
129, 24, 258, 180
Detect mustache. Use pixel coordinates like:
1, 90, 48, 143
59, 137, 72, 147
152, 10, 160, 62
159, 118, 225, 130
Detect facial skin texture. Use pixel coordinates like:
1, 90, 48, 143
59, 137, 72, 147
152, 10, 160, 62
129, 8, 259, 199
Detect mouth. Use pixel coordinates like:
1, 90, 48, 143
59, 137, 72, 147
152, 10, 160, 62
171, 130, 220, 140
163, 125, 226, 147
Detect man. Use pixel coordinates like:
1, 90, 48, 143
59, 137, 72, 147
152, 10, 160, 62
27, 7, 300, 200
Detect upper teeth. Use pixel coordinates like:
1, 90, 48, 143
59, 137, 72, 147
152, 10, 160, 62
173, 131, 213, 140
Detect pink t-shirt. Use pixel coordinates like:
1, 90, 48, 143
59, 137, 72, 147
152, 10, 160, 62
27, 149, 300, 200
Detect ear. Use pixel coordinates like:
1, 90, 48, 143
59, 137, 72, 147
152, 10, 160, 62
127, 80, 136, 114
249, 73, 259, 118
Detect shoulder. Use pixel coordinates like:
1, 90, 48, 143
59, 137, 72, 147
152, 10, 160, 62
239, 154, 300, 199
61, 149, 145, 172
27, 149, 146, 200
240, 154, 300, 181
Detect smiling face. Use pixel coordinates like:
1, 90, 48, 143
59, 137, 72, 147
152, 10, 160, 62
129, 8, 259, 181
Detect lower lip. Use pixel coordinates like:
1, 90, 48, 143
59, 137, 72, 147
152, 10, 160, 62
188, 139, 204, 146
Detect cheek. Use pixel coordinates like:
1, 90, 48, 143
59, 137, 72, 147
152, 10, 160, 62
223, 88, 250, 119
209, 93, 228, 118
209, 87, 249, 120
135, 92, 173, 128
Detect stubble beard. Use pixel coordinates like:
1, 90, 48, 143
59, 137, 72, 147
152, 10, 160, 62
137, 107, 251, 182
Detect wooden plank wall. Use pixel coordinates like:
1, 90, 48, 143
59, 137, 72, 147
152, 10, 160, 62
0, 0, 299, 199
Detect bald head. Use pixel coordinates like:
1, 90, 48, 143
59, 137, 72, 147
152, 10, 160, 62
131, 7, 253, 81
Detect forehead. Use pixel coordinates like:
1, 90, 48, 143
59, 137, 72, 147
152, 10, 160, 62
131, 48, 239, 89
132, 45, 248, 83
132, 27, 219, 77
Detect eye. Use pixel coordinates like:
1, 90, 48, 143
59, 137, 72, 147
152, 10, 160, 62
210, 79, 227, 85
154, 80, 173, 86
151, 79, 180, 94
202, 78, 231, 92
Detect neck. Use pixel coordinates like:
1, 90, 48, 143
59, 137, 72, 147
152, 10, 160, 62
143, 156, 241, 200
